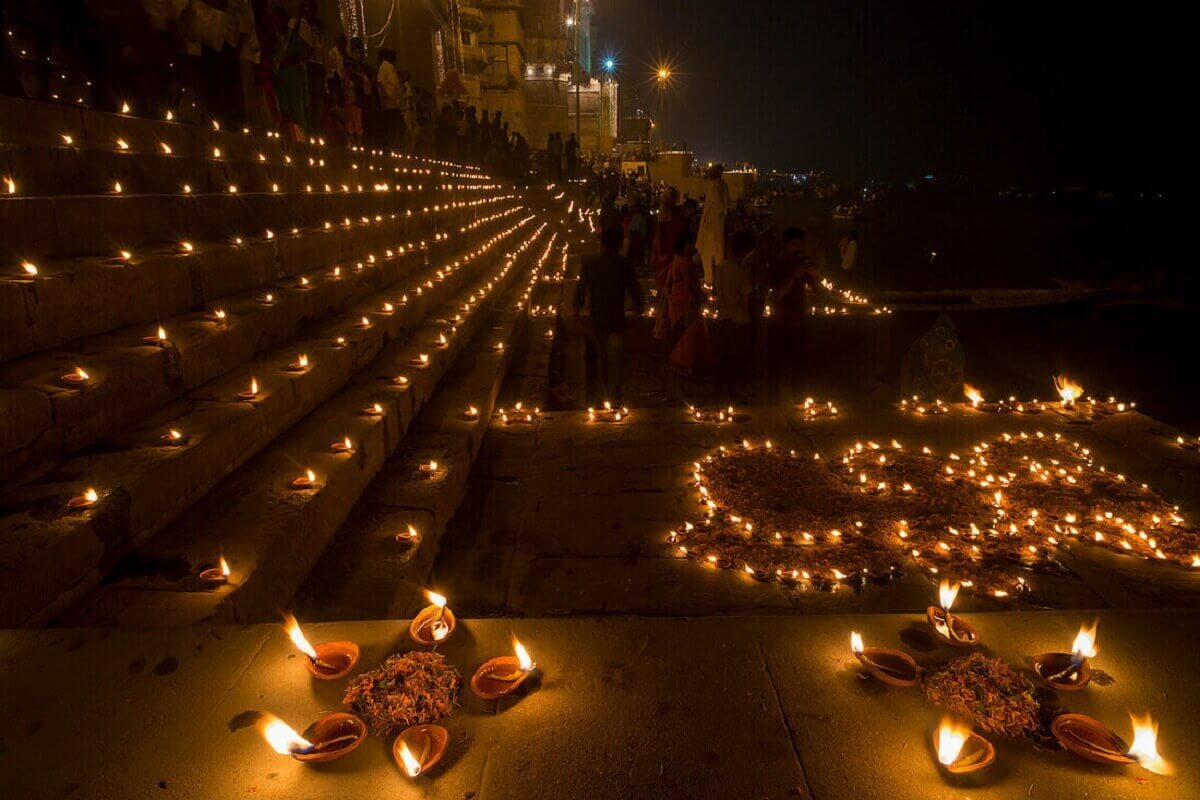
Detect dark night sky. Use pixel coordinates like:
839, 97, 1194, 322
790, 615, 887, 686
593, 1, 1184, 188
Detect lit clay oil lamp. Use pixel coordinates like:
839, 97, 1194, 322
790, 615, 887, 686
849, 631, 921, 687
471, 636, 537, 700
330, 436, 353, 453
419, 459, 443, 479
61, 365, 90, 386
160, 428, 188, 446
283, 353, 309, 372
395, 523, 419, 544
1051, 712, 1170, 774
409, 590, 455, 645
199, 555, 231, 585
393, 725, 449, 777
260, 712, 367, 764
143, 325, 170, 347
283, 613, 360, 680
410, 353, 431, 369
290, 468, 318, 490
67, 487, 99, 510
587, 401, 628, 423
362, 402, 385, 417
237, 377, 260, 401
463, 405, 480, 421
926, 580, 980, 647
1033, 619, 1098, 691
933, 718, 995, 774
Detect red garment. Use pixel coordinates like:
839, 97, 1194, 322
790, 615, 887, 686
652, 211, 686, 292
665, 254, 709, 370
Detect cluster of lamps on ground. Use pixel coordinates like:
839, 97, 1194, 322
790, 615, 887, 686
850, 580, 1170, 777
251, 601, 537, 776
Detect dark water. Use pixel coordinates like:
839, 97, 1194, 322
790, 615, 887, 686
763, 193, 1200, 430
769, 193, 1189, 293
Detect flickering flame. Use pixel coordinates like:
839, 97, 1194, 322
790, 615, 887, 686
513, 637, 535, 671
963, 384, 984, 406
419, 354, 430, 365
397, 741, 422, 776
4, 177, 14, 194
282, 613, 318, 659
936, 719, 970, 766
21, 260, 38, 276
157, 325, 167, 341
297, 354, 308, 368
1054, 375, 1083, 407
939, 579, 959, 611
249, 377, 258, 395
121, 101, 131, 113
83, 488, 99, 503
427, 590, 447, 609
119, 250, 132, 261
180, 241, 194, 253
168, 428, 183, 441
1071, 619, 1099, 659
850, 631, 864, 654
342, 436, 352, 450
74, 366, 90, 381
259, 714, 312, 755
112, 181, 123, 193
1127, 713, 1170, 775
305, 468, 316, 484
219, 555, 230, 577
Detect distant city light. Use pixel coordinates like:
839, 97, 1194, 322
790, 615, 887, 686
604, 58, 615, 72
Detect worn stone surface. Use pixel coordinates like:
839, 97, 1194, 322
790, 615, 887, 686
1, 612, 1196, 799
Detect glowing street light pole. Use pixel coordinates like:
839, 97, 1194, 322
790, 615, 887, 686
569, 2, 582, 143
656, 67, 671, 148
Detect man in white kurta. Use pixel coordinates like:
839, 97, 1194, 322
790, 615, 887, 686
696, 166, 730, 283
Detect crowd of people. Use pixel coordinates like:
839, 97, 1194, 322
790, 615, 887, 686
574, 169, 827, 407
0, 0, 527, 171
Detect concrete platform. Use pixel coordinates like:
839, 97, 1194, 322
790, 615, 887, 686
0, 611, 1194, 799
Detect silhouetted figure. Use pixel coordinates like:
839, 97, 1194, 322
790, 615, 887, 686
574, 227, 644, 404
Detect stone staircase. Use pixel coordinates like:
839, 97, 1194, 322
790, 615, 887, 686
0, 96, 567, 627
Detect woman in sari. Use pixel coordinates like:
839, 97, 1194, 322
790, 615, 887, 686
651, 187, 684, 293
664, 231, 709, 375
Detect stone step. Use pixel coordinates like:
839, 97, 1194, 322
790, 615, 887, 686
292, 235, 566, 622
0, 204, 526, 481
0, 181, 494, 262
0, 194, 517, 359
64, 223, 555, 628
0, 94, 488, 197
0, 215, 541, 627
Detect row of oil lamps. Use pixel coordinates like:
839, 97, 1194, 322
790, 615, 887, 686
13, 192, 517, 285
50, 205, 526, 394
901, 375, 1134, 415
851, 579, 1170, 777
59, 212, 553, 512
255, 601, 538, 775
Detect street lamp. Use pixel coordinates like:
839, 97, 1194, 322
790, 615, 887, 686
655, 66, 671, 148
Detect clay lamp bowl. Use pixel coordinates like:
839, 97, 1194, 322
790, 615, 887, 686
1050, 714, 1136, 766
283, 355, 309, 372
850, 632, 921, 687
392, 724, 449, 776
410, 354, 431, 369
142, 328, 170, 347
199, 558, 230, 586
471, 637, 537, 701
409, 597, 456, 645
463, 405, 480, 421
1032, 652, 1092, 691
926, 606, 979, 647
67, 488, 99, 510
934, 724, 996, 774
61, 368, 90, 386
160, 429, 189, 447
290, 469, 318, 490
362, 403, 385, 417
302, 641, 361, 680
237, 379, 260, 401
294, 713, 367, 763
393, 375, 410, 389
330, 437, 353, 454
